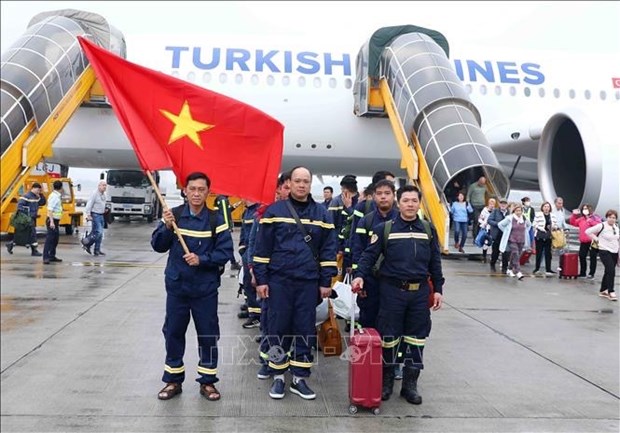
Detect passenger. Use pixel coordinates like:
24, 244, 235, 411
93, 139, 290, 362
352, 185, 444, 405
350, 179, 399, 329
444, 179, 462, 205
449, 191, 473, 253
466, 176, 487, 240
214, 195, 241, 270
585, 210, 619, 301
552, 197, 568, 231
532, 202, 558, 275
498, 203, 532, 280
254, 166, 337, 400
42, 180, 64, 264
5, 182, 46, 256
152, 171, 233, 402
487, 199, 511, 273
84, 180, 108, 256
322, 186, 334, 209
478, 198, 497, 263
569, 204, 602, 278
521, 197, 536, 259
239, 199, 261, 330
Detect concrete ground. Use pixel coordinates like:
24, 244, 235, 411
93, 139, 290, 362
1, 221, 618, 432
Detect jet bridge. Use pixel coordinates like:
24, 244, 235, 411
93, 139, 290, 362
1, 9, 124, 216
353, 25, 510, 253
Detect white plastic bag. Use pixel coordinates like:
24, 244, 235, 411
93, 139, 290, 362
315, 298, 329, 327
331, 274, 359, 320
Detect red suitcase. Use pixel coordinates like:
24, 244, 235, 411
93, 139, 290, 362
348, 289, 382, 415
519, 250, 533, 266
559, 253, 579, 279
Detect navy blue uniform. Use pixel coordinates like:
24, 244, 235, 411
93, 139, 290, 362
254, 197, 337, 377
17, 191, 46, 247
350, 207, 399, 328
354, 215, 444, 369
240, 203, 261, 319
151, 205, 233, 385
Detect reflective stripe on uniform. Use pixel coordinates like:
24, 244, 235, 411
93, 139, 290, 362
355, 227, 367, 234
260, 217, 334, 229
353, 210, 364, 218
388, 232, 429, 240
164, 364, 185, 374
402, 336, 425, 347
197, 365, 217, 375
215, 223, 229, 233
381, 337, 401, 349
268, 361, 290, 370
253, 256, 270, 264
290, 359, 313, 368
320, 261, 337, 267
248, 307, 261, 314
176, 228, 212, 238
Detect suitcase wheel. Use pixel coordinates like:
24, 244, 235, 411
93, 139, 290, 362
348, 404, 358, 415
372, 407, 381, 416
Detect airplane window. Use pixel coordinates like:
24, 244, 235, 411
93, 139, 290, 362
295, 143, 301, 148
219, 73, 227, 84
203, 72, 212, 83
509, 86, 516, 96
251, 74, 259, 85
465, 84, 472, 94
298, 76, 306, 87
584, 89, 591, 100
524, 87, 531, 97
569, 89, 576, 99
553, 88, 560, 98
282, 76, 290, 86
267, 75, 275, 86
479, 84, 487, 95
599, 90, 606, 100
538, 88, 545, 98
311, 144, 317, 149
344, 78, 352, 89
329, 78, 337, 89
235, 74, 243, 84
187, 72, 196, 82
494, 85, 501, 96
313, 77, 321, 88
326, 144, 332, 149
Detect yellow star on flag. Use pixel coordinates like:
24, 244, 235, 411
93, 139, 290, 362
160, 100, 214, 149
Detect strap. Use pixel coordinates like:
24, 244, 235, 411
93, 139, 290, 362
364, 211, 376, 233
285, 199, 319, 261
596, 223, 605, 236
383, 219, 393, 250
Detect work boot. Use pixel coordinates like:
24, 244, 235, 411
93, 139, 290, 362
381, 365, 396, 401
400, 366, 422, 405
6, 242, 14, 254
31, 247, 42, 257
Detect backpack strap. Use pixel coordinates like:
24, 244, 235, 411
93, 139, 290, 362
382, 219, 393, 251
364, 199, 372, 215
363, 211, 376, 234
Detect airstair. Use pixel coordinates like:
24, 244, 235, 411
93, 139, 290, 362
1, 9, 124, 216
353, 25, 510, 253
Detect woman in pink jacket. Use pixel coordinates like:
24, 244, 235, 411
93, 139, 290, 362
569, 204, 602, 278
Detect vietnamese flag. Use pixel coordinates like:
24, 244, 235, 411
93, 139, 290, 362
77, 36, 284, 205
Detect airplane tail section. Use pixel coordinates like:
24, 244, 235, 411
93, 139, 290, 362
354, 26, 510, 252
1, 10, 124, 213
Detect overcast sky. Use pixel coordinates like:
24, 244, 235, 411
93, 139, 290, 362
2, 1, 618, 197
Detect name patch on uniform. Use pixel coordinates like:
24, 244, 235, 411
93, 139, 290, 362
370, 234, 379, 244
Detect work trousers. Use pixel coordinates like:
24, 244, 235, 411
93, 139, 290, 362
243, 262, 261, 319
162, 291, 220, 385
356, 274, 380, 328
43, 218, 60, 260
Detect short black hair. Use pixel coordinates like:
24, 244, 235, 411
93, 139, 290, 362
32, 182, 42, 189
53, 180, 63, 190
371, 170, 395, 185
397, 184, 421, 201
185, 172, 211, 188
374, 179, 395, 193
277, 171, 291, 187
323, 186, 333, 193
363, 184, 375, 196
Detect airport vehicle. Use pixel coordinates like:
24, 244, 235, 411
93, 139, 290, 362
105, 170, 162, 223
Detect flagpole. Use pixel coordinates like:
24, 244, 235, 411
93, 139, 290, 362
145, 170, 190, 255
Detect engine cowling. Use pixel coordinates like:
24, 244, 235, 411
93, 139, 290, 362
538, 107, 620, 213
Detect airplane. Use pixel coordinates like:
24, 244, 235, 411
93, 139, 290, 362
2, 10, 619, 215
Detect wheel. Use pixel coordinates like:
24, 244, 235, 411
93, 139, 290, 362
64, 225, 74, 236
372, 407, 381, 416
348, 404, 358, 415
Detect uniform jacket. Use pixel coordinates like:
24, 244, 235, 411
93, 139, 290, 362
253, 197, 337, 288
497, 215, 532, 253
151, 205, 233, 297
18, 191, 46, 218
350, 206, 399, 270
354, 215, 445, 294
328, 193, 359, 252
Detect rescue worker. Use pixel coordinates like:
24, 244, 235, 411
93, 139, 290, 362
352, 185, 444, 405
254, 166, 337, 400
151, 172, 233, 402
6, 182, 46, 256
350, 179, 398, 328
42, 180, 64, 264
328, 174, 359, 274
239, 199, 261, 329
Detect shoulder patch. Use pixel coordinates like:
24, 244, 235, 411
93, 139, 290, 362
370, 233, 379, 244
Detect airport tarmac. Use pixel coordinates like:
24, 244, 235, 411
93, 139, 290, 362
1, 220, 618, 433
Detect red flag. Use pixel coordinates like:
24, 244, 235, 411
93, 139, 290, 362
78, 37, 284, 204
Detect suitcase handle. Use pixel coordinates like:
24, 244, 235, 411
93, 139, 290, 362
350, 282, 362, 338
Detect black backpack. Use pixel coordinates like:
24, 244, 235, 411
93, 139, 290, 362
171, 205, 224, 275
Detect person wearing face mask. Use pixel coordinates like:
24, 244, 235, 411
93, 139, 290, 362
569, 204, 602, 278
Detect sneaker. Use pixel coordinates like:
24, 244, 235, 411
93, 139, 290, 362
545, 270, 557, 276
506, 269, 515, 278
609, 292, 617, 301
599, 291, 610, 299
237, 311, 249, 319
269, 378, 286, 399
290, 378, 316, 400
586, 275, 594, 280
257, 364, 271, 380
242, 318, 260, 329
516, 272, 524, 280
6, 242, 14, 254
394, 364, 403, 380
